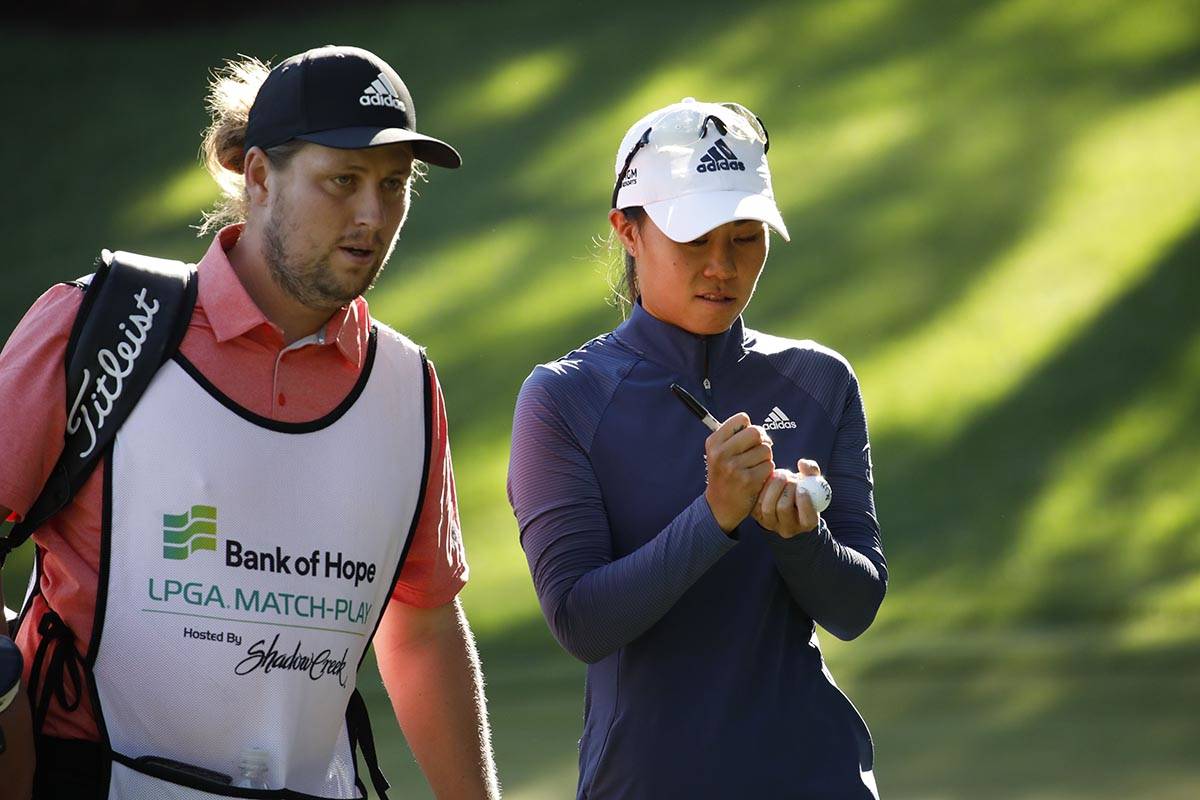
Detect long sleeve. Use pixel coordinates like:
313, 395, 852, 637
765, 373, 887, 640
508, 375, 736, 664
511, 316, 887, 795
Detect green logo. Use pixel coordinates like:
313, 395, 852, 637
163, 505, 217, 560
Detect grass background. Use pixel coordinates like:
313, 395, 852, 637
3, 0, 1199, 797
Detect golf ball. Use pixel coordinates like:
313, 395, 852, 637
797, 475, 832, 514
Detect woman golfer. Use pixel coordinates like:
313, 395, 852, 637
508, 98, 887, 798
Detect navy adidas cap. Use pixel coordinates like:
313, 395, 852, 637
244, 45, 461, 168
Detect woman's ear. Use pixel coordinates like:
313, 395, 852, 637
608, 208, 640, 258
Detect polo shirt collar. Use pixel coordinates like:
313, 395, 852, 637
197, 225, 370, 367
326, 300, 369, 367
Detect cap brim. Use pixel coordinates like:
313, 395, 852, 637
298, 126, 462, 168
643, 191, 789, 243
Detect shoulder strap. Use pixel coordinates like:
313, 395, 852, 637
0, 250, 197, 565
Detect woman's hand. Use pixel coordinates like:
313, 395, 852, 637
752, 459, 823, 538
704, 413, 775, 533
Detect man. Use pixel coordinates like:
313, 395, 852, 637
0, 45, 499, 799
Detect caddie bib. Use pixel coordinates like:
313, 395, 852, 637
88, 326, 429, 799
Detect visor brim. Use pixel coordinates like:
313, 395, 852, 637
643, 190, 789, 243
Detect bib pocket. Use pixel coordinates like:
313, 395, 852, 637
109, 756, 363, 800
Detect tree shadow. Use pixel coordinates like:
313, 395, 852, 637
873, 215, 1200, 625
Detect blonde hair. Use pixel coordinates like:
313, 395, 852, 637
198, 56, 275, 235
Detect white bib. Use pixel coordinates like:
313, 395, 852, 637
92, 327, 428, 798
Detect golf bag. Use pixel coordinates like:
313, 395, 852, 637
0, 249, 198, 603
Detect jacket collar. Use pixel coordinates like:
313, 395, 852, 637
613, 301, 747, 378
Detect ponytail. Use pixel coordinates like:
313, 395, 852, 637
606, 206, 644, 315
198, 57, 306, 234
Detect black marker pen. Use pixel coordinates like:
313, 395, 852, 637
670, 383, 721, 433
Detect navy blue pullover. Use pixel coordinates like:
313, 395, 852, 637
508, 303, 887, 799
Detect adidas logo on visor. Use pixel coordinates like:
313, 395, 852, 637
359, 72, 406, 111
763, 406, 797, 430
696, 138, 746, 173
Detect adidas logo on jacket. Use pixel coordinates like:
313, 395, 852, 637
763, 406, 797, 430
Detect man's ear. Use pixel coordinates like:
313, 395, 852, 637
243, 146, 272, 207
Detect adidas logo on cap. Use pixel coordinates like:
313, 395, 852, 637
696, 138, 746, 173
763, 406, 797, 430
359, 72, 407, 111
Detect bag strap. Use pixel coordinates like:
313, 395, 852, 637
347, 688, 391, 799
0, 250, 197, 567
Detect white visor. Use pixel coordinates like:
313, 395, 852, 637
613, 98, 789, 242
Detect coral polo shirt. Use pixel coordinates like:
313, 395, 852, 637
0, 225, 467, 740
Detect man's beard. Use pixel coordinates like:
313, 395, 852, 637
262, 200, 395, 312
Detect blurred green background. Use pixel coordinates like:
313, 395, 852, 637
3, 0, 1199, 797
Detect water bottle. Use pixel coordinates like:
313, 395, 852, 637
233, 747, 270, 789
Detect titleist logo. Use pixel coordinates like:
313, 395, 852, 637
66, 288, 160, 458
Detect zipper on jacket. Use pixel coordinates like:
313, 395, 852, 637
702, 336, 713, 400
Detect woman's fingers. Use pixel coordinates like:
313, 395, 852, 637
705, 413, 753, 449
704, 416, 776, 532
704, 423, 829, 535
777, 478, 797, 521
732, 443, 774, 471
757, 471, 787, 526
750, 469, 821, 538
793, 480, 819, 532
